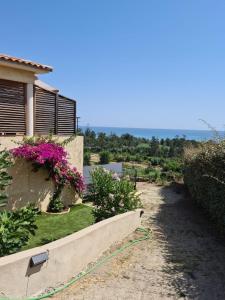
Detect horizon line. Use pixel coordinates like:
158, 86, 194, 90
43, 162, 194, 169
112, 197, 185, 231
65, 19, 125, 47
80, 125, 225, 132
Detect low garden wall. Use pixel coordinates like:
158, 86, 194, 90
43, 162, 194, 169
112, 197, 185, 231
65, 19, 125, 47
0, 209, 142, 299
0, 136, 83, 211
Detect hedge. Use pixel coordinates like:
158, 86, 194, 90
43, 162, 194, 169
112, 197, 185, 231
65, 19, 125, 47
184, 142, 225, 233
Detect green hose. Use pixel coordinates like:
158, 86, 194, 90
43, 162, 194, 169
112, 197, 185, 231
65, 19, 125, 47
3, 227, 150, 300
30, 227, 150, 300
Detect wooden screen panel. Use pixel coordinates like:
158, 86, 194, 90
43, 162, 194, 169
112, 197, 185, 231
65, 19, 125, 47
0, 79, 26, 135
35, 86, 56, 135
57, 95, 76, 135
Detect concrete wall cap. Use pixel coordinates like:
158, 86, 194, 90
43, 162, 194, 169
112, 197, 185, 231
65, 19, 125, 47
0, 209, 141, 265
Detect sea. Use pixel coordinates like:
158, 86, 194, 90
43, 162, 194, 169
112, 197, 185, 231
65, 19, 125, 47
80, 126, 225, 142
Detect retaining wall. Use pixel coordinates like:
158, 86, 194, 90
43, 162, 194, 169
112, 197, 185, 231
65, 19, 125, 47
0, 209, 142, 299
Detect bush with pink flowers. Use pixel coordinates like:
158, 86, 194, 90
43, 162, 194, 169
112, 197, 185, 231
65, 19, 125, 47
11, 139, 84, 212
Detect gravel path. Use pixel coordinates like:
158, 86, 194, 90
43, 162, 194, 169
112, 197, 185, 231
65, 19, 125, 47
52, 182, 225, 300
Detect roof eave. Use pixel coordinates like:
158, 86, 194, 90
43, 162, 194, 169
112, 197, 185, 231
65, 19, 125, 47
0, 60, 52, 74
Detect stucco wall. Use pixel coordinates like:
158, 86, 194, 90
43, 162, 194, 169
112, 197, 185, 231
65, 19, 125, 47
0, 209, 142, 299
0, 65, 36, 83
0, 136, 83, 211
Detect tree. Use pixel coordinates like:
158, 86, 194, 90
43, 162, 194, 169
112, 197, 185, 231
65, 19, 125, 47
84, 151, 91, 166
84, 128, 96, 148
149, 136, 160, 156
98, 132, 107, 149
99, 151, 110, 164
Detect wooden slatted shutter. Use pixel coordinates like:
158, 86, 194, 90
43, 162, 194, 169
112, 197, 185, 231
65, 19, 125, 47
0, 79, 26, 135
57, 95, 76, 135
34, 86, 76, 136
34, 86, 56, 134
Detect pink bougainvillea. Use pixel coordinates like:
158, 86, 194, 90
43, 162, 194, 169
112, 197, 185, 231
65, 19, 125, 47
11, 143, 67, 166
11, 142, 84, 194
53, 162, 85, 193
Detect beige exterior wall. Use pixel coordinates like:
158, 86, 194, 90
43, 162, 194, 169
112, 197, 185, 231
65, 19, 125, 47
0, 209, 142, 298
0, 136, 83, 211
0, 65, 36, 83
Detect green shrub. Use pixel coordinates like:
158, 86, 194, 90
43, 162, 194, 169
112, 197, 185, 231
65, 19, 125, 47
162, 159, 183, 172
144, 166, 154, 174
48, 187, 64, 213
162, 170, 177, 182
125, 154, 131, 162
48, 197, 64, 213
84, 151, 91, 166
0, 150, 13, 207
184, 141, 225, 233
133, 155, 143, 163
148, 169, 161, 182
149, 157, 163, 166
114, 154, 124, 162
0, 205, 38, 256
89, 168, 141, 222
99, 151, 110, 164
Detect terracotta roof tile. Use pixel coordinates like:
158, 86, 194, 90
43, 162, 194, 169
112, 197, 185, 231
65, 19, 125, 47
0, 54, 53, 72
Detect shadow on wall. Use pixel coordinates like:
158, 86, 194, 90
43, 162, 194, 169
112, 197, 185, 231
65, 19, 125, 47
6, 159, 54, 211
155, 184, 225, 299
5, 159, 81, 212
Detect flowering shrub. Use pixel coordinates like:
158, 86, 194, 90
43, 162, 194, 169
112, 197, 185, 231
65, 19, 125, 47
89, 167, 141, 222
53, 162, 84, 193
11, 143, 67, 167
11, 140, 84, 212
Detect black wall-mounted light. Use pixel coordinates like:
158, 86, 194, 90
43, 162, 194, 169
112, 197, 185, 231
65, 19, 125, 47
30, 252, 48, 267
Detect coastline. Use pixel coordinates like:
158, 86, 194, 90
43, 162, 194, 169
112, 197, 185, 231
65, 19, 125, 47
80, 126, 225, 141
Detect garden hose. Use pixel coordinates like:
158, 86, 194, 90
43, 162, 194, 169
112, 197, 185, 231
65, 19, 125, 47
23, 227, 150, 300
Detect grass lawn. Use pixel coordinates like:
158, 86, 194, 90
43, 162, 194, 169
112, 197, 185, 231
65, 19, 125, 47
23, 204, 94, 250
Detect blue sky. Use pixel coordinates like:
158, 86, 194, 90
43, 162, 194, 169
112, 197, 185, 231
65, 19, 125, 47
1, 0, 225, 130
